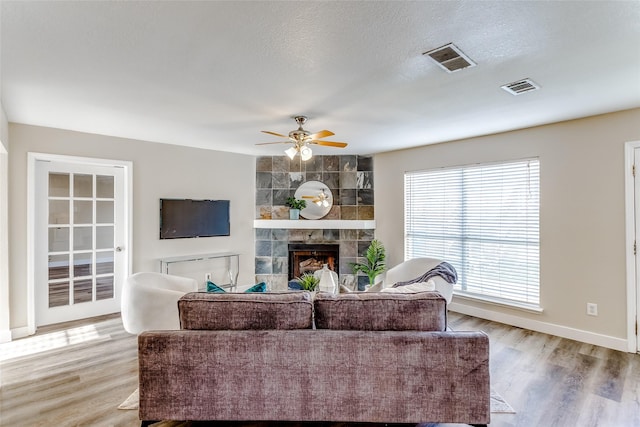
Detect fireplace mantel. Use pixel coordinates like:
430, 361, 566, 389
253, 219, 375, 230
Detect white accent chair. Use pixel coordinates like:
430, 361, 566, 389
382, 258, 454, 304
121, 272, 199, 334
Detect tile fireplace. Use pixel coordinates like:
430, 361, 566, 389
254, 154, 375, 291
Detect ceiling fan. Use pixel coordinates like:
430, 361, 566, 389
256, 116, 348, 161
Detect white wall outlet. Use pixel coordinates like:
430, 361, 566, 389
587, 303, 598, 316
205, 273, 211, 281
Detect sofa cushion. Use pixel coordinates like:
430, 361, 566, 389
314, 291, 446, 331
179, 291, 313, 330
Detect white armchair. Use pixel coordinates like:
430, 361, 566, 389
121, 272, 198, 334
382, 258, 455, 304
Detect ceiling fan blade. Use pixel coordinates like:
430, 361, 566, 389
307, 130, 334, 140
255, 141, 290, 146
261, 130, 289, 138
310, 140, 348, 148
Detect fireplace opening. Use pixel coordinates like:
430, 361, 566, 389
288, 244, 339, 280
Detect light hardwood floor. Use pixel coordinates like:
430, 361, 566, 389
1, 312, 639, 427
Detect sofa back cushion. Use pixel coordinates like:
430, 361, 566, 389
179, 291, 313, 330
314, 291, 446, 331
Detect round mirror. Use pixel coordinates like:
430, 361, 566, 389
294, 181, 333, 219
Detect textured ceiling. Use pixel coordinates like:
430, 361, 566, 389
2, 1, 640, 156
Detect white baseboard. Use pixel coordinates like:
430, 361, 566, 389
449, 302, 630, 352
0, 329, 11, 343
10, 326, 31, 340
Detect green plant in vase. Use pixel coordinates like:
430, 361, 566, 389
349, 239, 386, 288
296, 272, 319, 292
285, 197, 307, 220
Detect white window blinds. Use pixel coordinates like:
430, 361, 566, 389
405, 159, 540, 307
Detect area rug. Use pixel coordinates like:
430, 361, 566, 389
490, 388, 516, 413
117, 388, 139, 410
120, 387, 515, 414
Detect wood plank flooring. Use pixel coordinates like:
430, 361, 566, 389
1, 312, 639, 427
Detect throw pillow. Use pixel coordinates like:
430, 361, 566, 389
206, 280, 226, 293
381, 279, 436, 293
206, 280, 267, 293
288, 280, 303, 290
245, 282, 267, 293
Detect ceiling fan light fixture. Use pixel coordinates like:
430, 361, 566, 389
300, 145, 313, 161
259, 116, 346, 159
285, 146, 298, 159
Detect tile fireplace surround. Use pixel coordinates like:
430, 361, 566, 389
255, 155, 375, 291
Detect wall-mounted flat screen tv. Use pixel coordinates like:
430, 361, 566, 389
160, 199, 230, 239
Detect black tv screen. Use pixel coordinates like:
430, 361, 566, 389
160, 199, 230, 239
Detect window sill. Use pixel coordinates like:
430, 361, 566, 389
452, 292, 544, 314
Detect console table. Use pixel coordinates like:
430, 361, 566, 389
159, 252, 240, 291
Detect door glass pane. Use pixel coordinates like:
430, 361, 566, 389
96, 175, 114, 198
74, 200, 93, 224
74, 174, 93, 197
96, 251, 114, 274
96, 276, 114, 300
73, 226, 93, 251
96, 226, 113, 249
49, 200, 70, 224
49, 173, 69, 197
74, 253, 92, 277
49, 282, 69, 307
96, 201, 114, 223
49, 227, 70, 252
48, 254, 70, 280
73, 279, 93, 304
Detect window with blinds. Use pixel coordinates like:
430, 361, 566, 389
404, 158, 540, 307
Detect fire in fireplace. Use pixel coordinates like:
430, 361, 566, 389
288, 244, 339, 280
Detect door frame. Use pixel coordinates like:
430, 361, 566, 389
624, 141, 640, 353
27, 152, 132, 335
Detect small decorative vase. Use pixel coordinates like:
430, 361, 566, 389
317, 264, 338, 294
289, 208, 300, 220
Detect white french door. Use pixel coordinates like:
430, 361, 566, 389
33, 157, 128, 326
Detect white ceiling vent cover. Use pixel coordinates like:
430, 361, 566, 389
423, 43, 476, 73
501, 78, 540, 95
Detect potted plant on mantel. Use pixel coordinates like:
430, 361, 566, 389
286, 197, 307, 220
349, 239, 386, 290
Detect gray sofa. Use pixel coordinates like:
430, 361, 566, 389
138, 291, 490, 426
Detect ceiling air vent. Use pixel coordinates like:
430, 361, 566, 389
501, 78, 540, 95
423, 43, 476, 73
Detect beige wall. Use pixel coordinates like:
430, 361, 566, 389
1, 1, 10, 339
0, 105, 9, 342
0, 107, 7, 151
375, 108, 640, 342
8, 123, 256, 330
